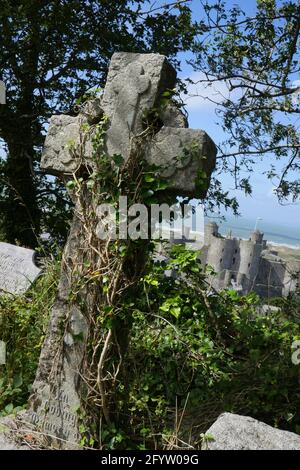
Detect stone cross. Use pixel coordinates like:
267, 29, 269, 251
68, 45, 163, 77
27, 53, 217, 448
41, 52, 216, 196
106, 63, 150, 158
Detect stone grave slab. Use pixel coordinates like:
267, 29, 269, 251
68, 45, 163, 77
0, 242, 41, 295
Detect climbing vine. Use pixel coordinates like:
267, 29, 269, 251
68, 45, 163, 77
50, 94, 299, 449
63, 94, 179, 446
1, 93, 297, 450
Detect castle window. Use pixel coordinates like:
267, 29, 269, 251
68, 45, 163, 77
248, 263, 251, 267
232, 257, 236, 265
234, 249, 238, 254
220, 258, 223, 263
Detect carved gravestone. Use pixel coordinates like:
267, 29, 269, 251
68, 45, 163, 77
0, 242, 41, 295
27, 52, 217, 448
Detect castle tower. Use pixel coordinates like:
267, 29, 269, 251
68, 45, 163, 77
250, 230, 264, 244
238, 230, 265, 291
204, 221, 219, 245
205, 237, 237, 274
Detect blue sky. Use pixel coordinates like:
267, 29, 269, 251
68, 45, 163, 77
177, 0, 300, 230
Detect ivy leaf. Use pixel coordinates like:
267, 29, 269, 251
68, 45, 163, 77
144, 174, 155, 183
112, 154, 124, 167
170, 307, 181, 319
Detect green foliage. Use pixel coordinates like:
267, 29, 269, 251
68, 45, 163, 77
270, 293, 300, 323
0, 246, 299, 448
0, 257, 60, 415
191, 0, 300, 208
108, 245, 300, 448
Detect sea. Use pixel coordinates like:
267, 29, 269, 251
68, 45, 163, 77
208, 216, 300, 250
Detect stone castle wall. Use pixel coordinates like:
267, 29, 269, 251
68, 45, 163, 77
201, 222, 300, 298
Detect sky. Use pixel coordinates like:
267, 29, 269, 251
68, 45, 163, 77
177, 0, 300, 230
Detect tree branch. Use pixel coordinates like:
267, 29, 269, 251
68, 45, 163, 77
217, 144, 300, 159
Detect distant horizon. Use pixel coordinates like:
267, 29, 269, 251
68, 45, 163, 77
210, 213, 300, 231
208, 215, 300, 249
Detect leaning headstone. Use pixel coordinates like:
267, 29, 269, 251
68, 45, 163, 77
203, 413, 300, 450
0, 242, 41, 296
27, 52, 217, 448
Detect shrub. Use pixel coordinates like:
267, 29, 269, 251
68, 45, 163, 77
1, 245, 299, 449
0, 257, 60, 416
112, 245, 300, 448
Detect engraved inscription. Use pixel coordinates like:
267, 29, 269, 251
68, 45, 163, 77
30, 390, 80, 443
0, 242, 41, 295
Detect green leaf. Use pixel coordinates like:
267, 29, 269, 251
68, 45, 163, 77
112, 154, 124, 167
4, 403, 13, 414
170, 307, 181, 319
144, 174, 155, 183
13, 373, 23, 388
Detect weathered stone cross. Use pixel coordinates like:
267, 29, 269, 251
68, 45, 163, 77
27, 53, 216, 448
42, 52, 216, 195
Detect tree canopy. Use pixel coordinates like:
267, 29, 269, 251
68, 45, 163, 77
190, 0, 300, 210
0, 0, 194, 247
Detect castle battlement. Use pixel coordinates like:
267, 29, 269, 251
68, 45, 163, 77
200, 223, 300, 298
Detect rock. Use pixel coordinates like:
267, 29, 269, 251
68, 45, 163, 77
203, 413, 300, 450
41, 52, 216, 196
0, 415, 30, 450
0, 340, 6, 365
160, 102, 188, 128
146, 127, 216, 197
101, 52, 176, 161
41, 114, 94, 176
27, 215, 88, 449
0, 436, 19, 450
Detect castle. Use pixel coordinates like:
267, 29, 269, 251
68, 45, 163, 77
199, 222, 300, 298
